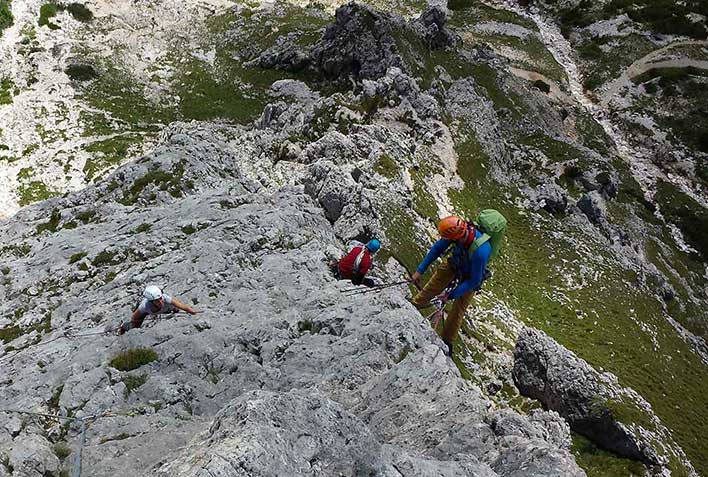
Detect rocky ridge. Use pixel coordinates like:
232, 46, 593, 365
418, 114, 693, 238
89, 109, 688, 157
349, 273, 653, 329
0, 123, 585, 477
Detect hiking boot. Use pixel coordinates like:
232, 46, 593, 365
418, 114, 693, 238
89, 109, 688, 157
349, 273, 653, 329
443, 340, 454, 358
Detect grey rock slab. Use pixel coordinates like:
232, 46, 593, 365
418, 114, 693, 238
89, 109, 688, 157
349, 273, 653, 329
153, 390, 383, 477
9, 433, 61, 477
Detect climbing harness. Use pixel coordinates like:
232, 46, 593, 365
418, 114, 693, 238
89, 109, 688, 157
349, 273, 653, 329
424, 297, 446, 330
423, 280, 458, 331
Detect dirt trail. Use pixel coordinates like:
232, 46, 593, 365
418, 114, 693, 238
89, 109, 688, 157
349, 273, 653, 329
601, 40, 708, 105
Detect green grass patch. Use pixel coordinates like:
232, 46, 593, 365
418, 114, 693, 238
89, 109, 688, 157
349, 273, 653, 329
38, 2, 92, 29
17, 180, 59, 206
0, 243, 31, 257
0, 0, 13, 33
122, 373, 147, 395
0, 325, 22, 344
47, 384, 63, 411
75, 209, 96, 223
110, 348, 158, 371
0, 77, 15, 105
119, 161, 187, 205
572, 433, 646, 477
448, 1, 537, 31
631, 68, 708, 157
83, 135, 141, 181
575, 109, 613, 156
579, 34, 656, 91
654, 181, 708, 260
380, 203, 427, 276
91, 249, 115, 267
374, 153, 399, 179
410, 167, 438, 219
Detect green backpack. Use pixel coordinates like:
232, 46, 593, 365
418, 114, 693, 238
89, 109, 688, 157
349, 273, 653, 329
469, 209, 507, 260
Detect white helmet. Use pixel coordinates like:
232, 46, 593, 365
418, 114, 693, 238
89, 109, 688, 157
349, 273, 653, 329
143, 285, 162, 301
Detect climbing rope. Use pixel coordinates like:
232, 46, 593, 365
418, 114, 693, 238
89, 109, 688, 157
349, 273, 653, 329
0, 408, 110, 477
341, 280, 410, 295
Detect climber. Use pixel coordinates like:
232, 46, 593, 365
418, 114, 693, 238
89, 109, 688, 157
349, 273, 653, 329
336, 239, 381, 287
410, 211, 506, 357
118, 285, 198, 335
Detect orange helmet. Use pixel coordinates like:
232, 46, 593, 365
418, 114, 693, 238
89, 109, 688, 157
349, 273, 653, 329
438, 216, 468, 240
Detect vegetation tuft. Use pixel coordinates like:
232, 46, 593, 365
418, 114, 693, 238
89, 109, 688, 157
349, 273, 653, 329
0, 0, 13, 33
36, 209, 61, 234
53, 442, 72, 460
110, 348, 158, 371
38, 3, 59, 29
68, 251, 87, 264
122, 373, 148, 395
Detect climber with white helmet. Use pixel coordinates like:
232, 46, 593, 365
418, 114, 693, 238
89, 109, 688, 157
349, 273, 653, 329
118, 285, 198, 335
335, 239, 381, 287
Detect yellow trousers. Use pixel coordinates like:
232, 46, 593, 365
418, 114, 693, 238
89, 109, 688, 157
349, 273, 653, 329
411, 259, 475, 344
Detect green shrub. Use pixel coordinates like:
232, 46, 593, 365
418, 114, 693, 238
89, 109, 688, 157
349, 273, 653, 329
91, 249, 116, 267
133, 223, 151, 233
75, 209, 96, 223
48, 385, 63, 410
577, 41, 603, 60
65, 3, 92, 22
38, 3, 59, 29
110, 348, 158, 371
0, 325, 22, 344
65, 63, 98, 81
36, 209, 61, 234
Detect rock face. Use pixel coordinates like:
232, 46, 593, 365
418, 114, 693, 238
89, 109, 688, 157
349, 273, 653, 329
309, 2, 406, 80
512, 328, 693, 473
0, 124, 586, 477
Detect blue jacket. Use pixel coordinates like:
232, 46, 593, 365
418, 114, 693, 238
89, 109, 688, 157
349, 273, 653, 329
416, 229, 492, 299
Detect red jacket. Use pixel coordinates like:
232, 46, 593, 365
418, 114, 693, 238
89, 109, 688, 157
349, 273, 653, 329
338, 245, 372, 283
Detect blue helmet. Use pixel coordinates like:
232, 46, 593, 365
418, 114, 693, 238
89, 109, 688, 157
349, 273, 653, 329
366, 239, 381, 253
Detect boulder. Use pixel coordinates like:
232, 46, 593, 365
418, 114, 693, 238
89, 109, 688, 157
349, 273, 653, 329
412, 6, 460, 50
512, 327, 672, 467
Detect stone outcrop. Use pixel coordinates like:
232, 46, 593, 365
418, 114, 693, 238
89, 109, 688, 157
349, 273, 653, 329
512, 327, 694, 474
254, 2, 459, 82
